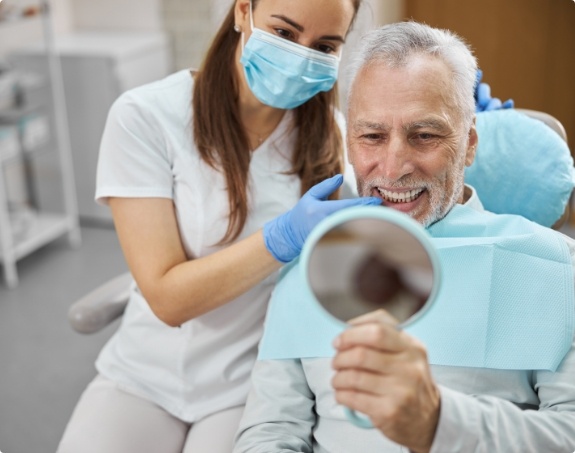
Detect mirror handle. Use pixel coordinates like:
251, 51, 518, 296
344, 407, 373, 429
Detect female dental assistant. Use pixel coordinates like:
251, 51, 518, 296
56, 1, 379, 452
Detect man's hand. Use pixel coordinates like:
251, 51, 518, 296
331, 310, 441, 453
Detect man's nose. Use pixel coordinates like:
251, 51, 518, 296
377, 138, 414, 181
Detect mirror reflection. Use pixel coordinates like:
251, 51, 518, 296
307, 217, 435, 325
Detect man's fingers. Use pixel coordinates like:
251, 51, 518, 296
332, 346, 402, 374
348, 308, 399, 327
332, 368, 385, 395
333, 318, 406, 353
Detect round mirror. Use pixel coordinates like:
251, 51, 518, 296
302, 206, 441, 327
300, 206, 441, 429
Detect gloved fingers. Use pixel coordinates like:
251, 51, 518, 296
474, 69, 483, 93
502, 99, 514, 109
484, 97, 503, 111
475, 74, 514, 112
306, 174, 344, 200
475, 83, 491, 110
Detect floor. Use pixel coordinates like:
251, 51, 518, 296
0, 226, 128, 453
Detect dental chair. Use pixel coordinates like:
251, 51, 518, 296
68, 108, 573, 334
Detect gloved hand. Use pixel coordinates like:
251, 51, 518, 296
263, 174, 381, 263
474, 69, 514, 112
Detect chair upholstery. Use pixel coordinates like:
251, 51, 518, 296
516, 108, 567, 143
466, 109, 574, 228
68, 271, 132, 334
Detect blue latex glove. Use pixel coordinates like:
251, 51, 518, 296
474, 69, 514, 112
263, 174, 381, 263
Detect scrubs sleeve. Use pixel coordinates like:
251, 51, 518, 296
233, 359, 315, 453
95, 90, 174, 205
430, 336, 575, 453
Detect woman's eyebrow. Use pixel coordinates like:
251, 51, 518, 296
271, 15, 304, 32
271, 14, 346, 43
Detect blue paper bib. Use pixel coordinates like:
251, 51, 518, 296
258, 205, 575, 371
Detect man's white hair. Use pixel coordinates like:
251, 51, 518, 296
346, 21, 478, 127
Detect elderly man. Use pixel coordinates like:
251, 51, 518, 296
233, 22, 575, 453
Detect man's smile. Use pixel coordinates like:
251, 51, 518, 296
376, 187, 425, 204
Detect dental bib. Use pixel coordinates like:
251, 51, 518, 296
258, 204, 575, 371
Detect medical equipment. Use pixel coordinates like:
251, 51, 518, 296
9, 32, 172, 225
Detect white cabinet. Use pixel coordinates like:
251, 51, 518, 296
9, 32, 172, 224
0, 1, 81, 288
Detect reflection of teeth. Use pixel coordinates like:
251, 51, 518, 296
377, 188, 424, 203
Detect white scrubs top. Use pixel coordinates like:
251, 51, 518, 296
95, 69, 304, 422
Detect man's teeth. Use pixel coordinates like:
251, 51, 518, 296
377, 187, 424, 203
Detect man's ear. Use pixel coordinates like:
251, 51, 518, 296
465, 118, 478, 167
234, 0, 251, 33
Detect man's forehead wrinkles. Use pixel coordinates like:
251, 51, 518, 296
352, 117, 451, 133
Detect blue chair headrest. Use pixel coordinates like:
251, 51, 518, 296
466, 110, 575, 227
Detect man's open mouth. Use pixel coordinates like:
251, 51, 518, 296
377, 187, 425, 204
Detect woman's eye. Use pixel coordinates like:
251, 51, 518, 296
316, 44, 336, 54
274, 28, 293, 40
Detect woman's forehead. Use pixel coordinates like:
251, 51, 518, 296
254, 0, 357, 34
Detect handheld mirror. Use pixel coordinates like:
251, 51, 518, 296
300, 206, 441, 428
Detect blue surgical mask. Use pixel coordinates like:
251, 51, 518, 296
239, 2, 340, 109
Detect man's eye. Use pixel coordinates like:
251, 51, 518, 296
410, 133, 442, 147
362, 134, 383, 141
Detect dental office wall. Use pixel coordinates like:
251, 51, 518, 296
69, 0, 391, 80
0, 0, 73, 55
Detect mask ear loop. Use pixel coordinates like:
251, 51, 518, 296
240, 0, 255, 53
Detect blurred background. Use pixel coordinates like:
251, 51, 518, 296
0, 0, 573, 452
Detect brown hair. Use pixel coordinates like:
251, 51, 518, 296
193, 0, 362, 244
